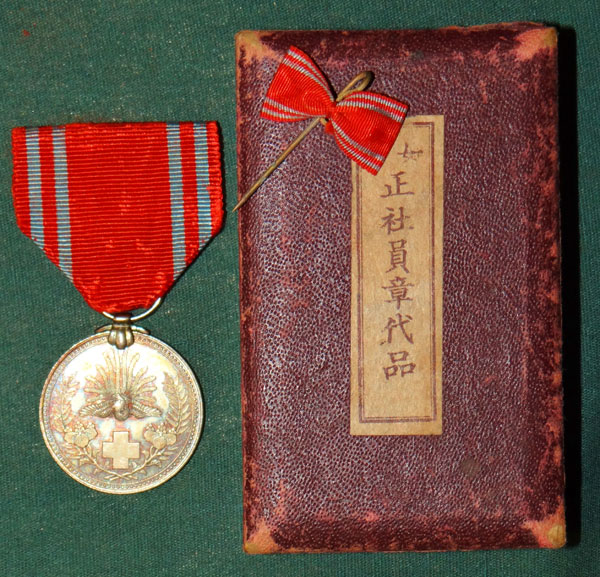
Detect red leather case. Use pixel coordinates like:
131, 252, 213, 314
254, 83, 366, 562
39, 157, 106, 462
237, 24, 564, 552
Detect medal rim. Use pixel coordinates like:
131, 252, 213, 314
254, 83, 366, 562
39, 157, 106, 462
39, 331, 204, 494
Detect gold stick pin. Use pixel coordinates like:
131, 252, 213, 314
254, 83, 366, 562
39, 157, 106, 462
233, 71, 373, 212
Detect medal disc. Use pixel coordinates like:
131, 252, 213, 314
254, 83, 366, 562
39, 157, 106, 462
39, 333, 203, 494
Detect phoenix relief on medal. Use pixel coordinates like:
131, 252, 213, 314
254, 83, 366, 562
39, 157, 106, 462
40, 333, 202, 493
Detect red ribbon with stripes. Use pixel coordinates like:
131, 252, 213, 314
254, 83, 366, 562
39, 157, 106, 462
261, 46, 408, 174
12, 122, 223, 314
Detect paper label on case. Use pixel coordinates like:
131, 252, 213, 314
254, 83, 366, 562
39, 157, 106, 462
351, 116, 444, 435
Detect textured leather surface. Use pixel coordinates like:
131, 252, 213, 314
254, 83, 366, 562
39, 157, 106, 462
237, 25, 564, 552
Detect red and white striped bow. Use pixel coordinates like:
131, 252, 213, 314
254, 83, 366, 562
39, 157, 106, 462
261, 46, 408, 174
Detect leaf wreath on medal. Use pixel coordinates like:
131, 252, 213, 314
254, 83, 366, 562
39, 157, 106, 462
50, 350, 191, 482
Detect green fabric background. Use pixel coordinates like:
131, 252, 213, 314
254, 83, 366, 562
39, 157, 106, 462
0, 1, 595, 575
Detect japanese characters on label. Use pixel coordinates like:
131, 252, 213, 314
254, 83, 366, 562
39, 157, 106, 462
351, 116, 443, 436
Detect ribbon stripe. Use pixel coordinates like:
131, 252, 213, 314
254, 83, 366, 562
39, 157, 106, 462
25, 128, 44, 246
330, 120, 386, 162
263, 97, 307, 120
286, 48, 332, 94
261, 46, 408, 175
52, 127, 73, 281
339, 93, 408, 123
166, 123, 186, 279
12, 122, 223, 314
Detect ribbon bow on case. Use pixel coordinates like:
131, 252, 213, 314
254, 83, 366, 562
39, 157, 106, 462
234, 46, 408, 210
261, 46, 408, 174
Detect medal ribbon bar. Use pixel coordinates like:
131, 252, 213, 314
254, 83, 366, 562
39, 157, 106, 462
12, 122, 223, 313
